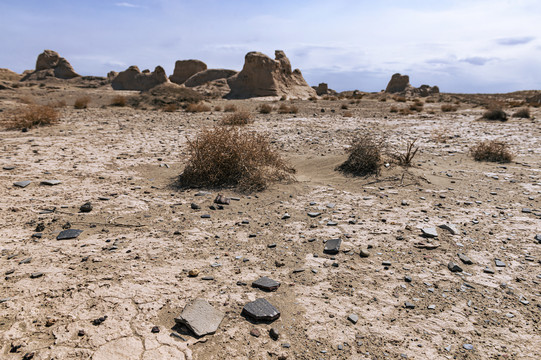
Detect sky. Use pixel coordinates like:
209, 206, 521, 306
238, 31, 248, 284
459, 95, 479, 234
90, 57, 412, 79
1, 0, 540, 93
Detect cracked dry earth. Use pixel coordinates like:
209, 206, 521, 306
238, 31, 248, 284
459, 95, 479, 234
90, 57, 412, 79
1, 95, 540, 360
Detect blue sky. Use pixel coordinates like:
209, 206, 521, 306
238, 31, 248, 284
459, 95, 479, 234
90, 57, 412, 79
1, 0, 540, 92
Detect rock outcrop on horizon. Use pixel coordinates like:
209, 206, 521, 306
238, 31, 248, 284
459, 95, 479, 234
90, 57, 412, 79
385, 73, 439, 97
0, 68, 22, 81
21, 50, 80, 81
315, 83, 329, 95
111, 65, 169, 91
169, 60, 207, 85
184, 69, 238, 88
226, 50, 316, 99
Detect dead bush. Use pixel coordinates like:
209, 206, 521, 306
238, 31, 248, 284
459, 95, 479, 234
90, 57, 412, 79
214, 105, 222, 112
224, 104, 237, 112
482, 108, 507, 121
110, 95, 127, 107
507, 100, 525, 108
162, 103, 178, 112
49, 100, 67, 108
390, 106, 398, 113
341, 104, 349, 110
179, 126, 295, 192
343, 111, 353, 117
391, 139, 419, 167
409, 100, 424, 112
512, 107, 530, 118
74, 96, 90, 109
277, 104, 298, 114
258, 104, 273, 114
399, 108, 414, 115
394, 96, 407, 102
441, 104, 458, 112
220, 110, 253, 126
3, 104, 59, 129
186, 103, 211, 113
336, 135, 384, 176
471, 140, 513, 162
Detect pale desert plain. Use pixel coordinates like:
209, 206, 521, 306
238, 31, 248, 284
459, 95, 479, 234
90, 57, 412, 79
0, 50, 540, 360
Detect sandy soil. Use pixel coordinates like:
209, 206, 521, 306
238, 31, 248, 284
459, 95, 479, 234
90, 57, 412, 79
0, 82, 540, 360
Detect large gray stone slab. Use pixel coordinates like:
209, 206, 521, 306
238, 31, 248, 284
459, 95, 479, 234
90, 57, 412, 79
324, 239, 342, 254
57, 229, 83, 240
252, 276, 280, 291
242, 298, 280, 322
14, 180, 31, 188
41, 180, 61, 186
175, 298, 224, 337
421, 227, 438, 238
439, 223, 459, 235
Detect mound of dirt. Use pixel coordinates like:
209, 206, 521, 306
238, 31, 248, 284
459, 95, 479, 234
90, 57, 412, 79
111, 65, 169, 91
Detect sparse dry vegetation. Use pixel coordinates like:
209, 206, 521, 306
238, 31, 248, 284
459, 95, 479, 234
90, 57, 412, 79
186, 102, 211, 113
214, 105, 222, 112
258, 104, 273, 114
394, 96, 407, 102
390, 106, 398, 113
471, 140, 513, 162
3, 104, 59, 129
336, 134, 384, 176
110, 95, 127, 107
409, 100, 424, 112
277, 104, 298, 114
391, 139, 419, 167
224, 104, 237, 112
220, 110, 253, 126
74, 96, 91, 109
162, 103, 178, 112
179, 126, 295, 192
343, 111, 353, 117
441, 104, 458, 112
482, 108, 508, 121
512, 107, 530, 118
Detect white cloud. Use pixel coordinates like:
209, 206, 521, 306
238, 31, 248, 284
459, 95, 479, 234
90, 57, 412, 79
115, 2, 141, 8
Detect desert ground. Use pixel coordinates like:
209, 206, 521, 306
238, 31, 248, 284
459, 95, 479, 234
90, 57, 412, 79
0, 80, 540, 360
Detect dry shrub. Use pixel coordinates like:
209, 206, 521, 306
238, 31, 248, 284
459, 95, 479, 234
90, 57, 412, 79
162, 103, 178, 112
220, 110, 253, 126
341, 104, 349, 110
471, 140, 513, 162
441, 104, 458, 112
379, 97, 387, 102
394, 96, 407, 102
258, 104, 273, 114
390, 106, 398, 113
186, 102, 211, 113
280, 95, 287, 101
74, 96, 90, 109
4, 104, 59, 129
409, 100, 424, 112
49, 100, 67, 108
308, 96, 317, 101
391, 139, 419, 167
425, 98, 435, 103
277, 104, 298, 114
214, 105, 222, 112
179, 126, 295, 192
224, 104, 237, 112
399, 108, 413, 115
512, 107, 530, 118
19, 96, 34, 105
336, 135, 384, 176
482, 108, 507, 121
111, 95, 127, 107
343, 111, 353, 117
507, 100, 525, 108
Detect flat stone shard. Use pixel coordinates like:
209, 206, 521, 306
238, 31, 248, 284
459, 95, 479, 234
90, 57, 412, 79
324, 239, 342, 254
175, 298, 224, 337
347, 314, 358, 324
14, 180, 31, 188
458, 253, 473, 265
242, 298, 280, 321
41, 180, 61, 186
421, 227, 438, 238
448, 261, 463, 272
440, 223, 459, 235
57, 229, 83, 240
252, 276, 280, 291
